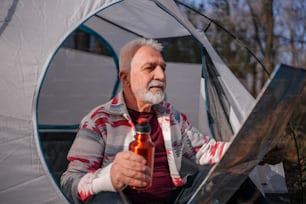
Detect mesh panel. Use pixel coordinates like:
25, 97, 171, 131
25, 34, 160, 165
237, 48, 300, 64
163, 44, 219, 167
203, 48, 234, 141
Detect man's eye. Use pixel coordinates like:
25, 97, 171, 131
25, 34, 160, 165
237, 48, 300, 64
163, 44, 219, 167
145, 66, 154, 71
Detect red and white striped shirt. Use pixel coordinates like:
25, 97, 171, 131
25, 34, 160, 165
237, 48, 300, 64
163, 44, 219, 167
60, 91, 228, 202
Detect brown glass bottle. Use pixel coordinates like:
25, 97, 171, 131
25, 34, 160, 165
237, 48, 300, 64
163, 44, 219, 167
129, 117, 155, 189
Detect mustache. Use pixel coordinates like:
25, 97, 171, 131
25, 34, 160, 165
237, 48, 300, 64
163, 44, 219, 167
148, 80, 165, 89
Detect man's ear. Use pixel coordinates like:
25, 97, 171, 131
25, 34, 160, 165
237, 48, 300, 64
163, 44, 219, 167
119, 71, 129, 85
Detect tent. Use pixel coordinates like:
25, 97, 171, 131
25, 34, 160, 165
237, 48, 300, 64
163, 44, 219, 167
0, 0, 287, 203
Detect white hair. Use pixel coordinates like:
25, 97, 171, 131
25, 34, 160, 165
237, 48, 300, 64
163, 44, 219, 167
119, 38, 163, 72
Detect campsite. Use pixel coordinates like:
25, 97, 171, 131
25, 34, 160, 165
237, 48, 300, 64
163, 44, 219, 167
1, 0, 305, 203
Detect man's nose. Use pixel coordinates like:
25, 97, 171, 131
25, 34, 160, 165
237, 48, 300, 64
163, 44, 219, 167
154, 66, 166, 81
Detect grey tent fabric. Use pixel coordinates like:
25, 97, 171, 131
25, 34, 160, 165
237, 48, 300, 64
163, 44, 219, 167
38, 49, 119, 127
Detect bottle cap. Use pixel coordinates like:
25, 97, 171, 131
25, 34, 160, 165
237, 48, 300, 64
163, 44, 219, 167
135, 117, 151, 133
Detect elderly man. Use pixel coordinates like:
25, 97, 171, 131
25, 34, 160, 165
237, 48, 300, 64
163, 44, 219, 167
61, 38, 275, 204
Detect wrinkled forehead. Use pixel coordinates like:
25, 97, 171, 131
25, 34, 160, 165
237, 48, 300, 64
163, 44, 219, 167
131, 46, 165, 67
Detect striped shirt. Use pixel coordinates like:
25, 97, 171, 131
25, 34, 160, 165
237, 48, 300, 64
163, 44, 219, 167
60, 91, 228, 203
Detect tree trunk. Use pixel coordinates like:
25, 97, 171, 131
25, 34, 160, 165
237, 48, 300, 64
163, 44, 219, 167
261, 0, 274, 86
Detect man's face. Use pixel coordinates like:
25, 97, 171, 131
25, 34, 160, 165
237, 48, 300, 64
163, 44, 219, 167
129, 46, 166, 105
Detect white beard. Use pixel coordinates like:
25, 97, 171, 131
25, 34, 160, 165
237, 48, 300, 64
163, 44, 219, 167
136, 80, 165, 104
140, 90, 165, 104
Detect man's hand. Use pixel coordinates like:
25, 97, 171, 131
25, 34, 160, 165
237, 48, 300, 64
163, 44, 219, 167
259, 143, 286, 165
110, 151, 151, 190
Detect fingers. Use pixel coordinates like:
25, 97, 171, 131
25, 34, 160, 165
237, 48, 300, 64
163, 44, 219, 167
116, 151, 147, 168
110, 151, 151, 190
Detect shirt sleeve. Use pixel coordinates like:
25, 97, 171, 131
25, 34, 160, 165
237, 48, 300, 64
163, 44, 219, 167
60, 119, 115, 202
195, 136, 229, 165
180, 112, 229, 165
